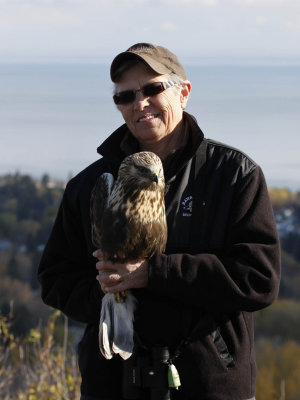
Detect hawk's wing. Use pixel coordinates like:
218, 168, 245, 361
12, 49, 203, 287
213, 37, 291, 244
90, 172, 114, 248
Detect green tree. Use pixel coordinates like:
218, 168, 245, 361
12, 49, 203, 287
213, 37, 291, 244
279, 251, 300, 300
255, 300, 300, 342
0, 213, 17, 237
0, 276, 50, 335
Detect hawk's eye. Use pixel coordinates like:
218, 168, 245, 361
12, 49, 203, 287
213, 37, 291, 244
136, 165, 149, 175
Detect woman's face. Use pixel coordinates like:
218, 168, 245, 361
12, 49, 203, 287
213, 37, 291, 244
115, 63, 190, 149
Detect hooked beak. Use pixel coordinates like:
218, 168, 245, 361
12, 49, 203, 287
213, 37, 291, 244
151, 173, 159, 184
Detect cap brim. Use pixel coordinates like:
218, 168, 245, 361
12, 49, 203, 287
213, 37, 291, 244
110, 51, 171, 82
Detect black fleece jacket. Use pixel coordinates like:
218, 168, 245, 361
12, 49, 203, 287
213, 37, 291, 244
38, 112, 280, 400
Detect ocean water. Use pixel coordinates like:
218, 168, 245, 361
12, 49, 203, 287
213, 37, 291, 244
0, 63, 299, 189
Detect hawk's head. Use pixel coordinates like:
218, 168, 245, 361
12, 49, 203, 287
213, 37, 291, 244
118, 151, 164, 190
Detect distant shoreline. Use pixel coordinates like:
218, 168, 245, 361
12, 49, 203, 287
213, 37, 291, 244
1, 58, 300, 67
0, 171, 299, 193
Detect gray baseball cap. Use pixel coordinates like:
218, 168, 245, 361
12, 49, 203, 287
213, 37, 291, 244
110, 43, 187, 82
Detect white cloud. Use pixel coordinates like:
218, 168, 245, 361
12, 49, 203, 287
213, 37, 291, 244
283, 16, 300, 30
161, 21, 177, 31
230, 0, 298, 5
38, 0, 57, 3
66, 0, 149, 5
161, 0, 218, 6
0, 0, 148, 8
255, 15, 267, 25
0, 0, 299, 62
0, 3, 83, 29
159, 0, 299, 5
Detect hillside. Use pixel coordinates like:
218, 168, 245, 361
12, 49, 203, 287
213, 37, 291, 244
1, 174, 300, 334
1, 174, 300, 399
0, 173, 65, 334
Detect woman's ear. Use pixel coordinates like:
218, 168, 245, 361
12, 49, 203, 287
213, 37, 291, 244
180, 81, 191, 110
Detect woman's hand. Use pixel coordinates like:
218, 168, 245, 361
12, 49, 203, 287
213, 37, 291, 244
93, 249, 148, 293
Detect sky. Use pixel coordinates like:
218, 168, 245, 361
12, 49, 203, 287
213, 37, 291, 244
0, 0, 300, 64
0, 0, 300, 190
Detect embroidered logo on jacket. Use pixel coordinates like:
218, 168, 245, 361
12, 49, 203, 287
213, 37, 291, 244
182, 196, 193, 217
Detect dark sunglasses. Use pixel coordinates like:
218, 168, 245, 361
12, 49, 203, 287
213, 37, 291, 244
113, 80, 179, 105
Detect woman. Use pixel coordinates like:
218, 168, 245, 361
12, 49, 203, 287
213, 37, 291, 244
38, 43, 280, 400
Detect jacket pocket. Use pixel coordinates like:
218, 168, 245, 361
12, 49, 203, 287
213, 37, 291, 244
210, 328, 235, 369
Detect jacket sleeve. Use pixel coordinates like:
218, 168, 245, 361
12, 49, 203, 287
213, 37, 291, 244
38, 180, 102, 324
147, 166, 281, 313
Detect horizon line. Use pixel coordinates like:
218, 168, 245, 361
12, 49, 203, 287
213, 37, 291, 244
0, 56, 300, 67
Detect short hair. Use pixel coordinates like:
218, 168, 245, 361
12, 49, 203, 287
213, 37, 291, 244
167, 73, 185, 92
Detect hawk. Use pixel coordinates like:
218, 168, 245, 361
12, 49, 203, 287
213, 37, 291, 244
91, 151, 167, 360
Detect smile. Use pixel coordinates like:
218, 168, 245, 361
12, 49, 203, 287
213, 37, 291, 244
138, 114, 159, 122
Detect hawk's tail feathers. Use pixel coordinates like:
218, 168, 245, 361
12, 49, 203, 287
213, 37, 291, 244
99, 291, 137, 360
99, 293, 114, 360
111, 291, 137, 360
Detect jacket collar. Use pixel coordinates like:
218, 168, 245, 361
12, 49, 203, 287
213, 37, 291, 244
96, 112, 205, 177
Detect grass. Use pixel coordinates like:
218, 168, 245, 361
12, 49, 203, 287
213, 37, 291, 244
0, 310, 81, 400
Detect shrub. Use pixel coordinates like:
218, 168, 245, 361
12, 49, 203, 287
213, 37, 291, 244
0, 310, 81, 400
